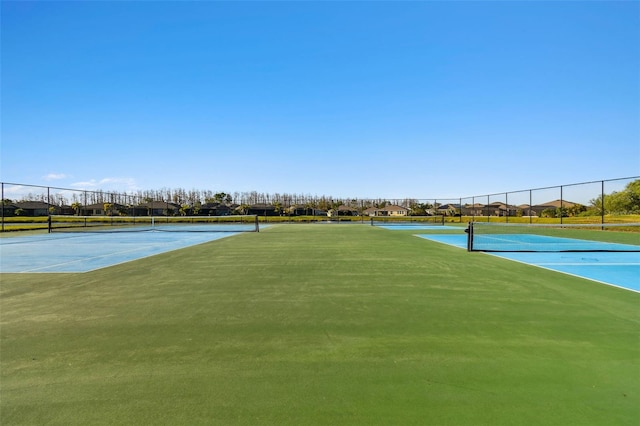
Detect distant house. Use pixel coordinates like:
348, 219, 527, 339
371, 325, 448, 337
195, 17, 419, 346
484, 202, 519, 217
200, 202, 234, 216
137, 201, 180, 216
1, 202, 18, 216
528, 199, 578, 217
362, 207, 378, 217
82, 203, 128, 216
517, 204, 532, 216
247, 204, 277, 216
461, 203, 485, 216
337, 205, 359, 216
366, 205, 410, 217
58, 204, 75, 215
289, 205, 326, 216
381, 205, 410, 216
13, 201, 56, 216
436, 204, 461, 216
461, 199, 580, 217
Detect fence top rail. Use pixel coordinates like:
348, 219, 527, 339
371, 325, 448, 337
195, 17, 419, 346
459, 176, 639, 200
1, 182, 138, 197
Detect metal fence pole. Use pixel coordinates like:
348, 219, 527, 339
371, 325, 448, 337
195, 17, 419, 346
1, 182, 4, 232
560, 185, 563, 225
505, 192, 509, 223
601, 180, 605, 225
487, 195, 490, 222
472, 196, 475, 221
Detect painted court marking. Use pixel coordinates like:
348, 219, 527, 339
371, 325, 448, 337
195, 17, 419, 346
0, 231, 240, 273
416, 234, 640, 293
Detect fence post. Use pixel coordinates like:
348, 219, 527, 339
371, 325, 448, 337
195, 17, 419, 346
472, 196, 475, 221
601, 180, 605, 225
505, 192, 509, 223
560, 185, 563, 225
487, 195, 490, 222
1, 182, 4, 232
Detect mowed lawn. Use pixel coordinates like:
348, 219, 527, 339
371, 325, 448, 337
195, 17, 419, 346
1, 224, 638, 425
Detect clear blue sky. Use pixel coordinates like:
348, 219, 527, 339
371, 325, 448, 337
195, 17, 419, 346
1, 1, 639, 200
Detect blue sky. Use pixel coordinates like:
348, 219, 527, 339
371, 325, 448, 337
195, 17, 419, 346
1, 1, 638, 200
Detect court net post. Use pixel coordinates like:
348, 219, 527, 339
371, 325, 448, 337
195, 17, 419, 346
465, 222, 474, 251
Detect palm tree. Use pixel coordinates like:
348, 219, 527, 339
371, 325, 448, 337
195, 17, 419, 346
71, 202, 82, 216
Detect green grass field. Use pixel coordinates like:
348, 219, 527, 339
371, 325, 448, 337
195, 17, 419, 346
1, 224, 638, 425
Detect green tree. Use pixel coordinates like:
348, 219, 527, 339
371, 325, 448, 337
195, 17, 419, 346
540, 208, 556, 218
179, 204, 191, 216
236, 204, 250, 215
566, 204, 586, 217
214, 192, 232, 204
589, 179, 640, 214
555, 207, 568, 218
626, 180, 640, 213
273, 201, 282, 215
410, 202, 434, 216
71, 202, 82, 216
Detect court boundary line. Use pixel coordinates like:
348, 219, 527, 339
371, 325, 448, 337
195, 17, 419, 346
1, 233, 239, 274
17, 245, 162, 273
414, 234, 640, 294
485, 252, 640, 294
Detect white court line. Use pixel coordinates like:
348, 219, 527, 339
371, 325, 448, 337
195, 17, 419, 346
486, 253, 640, 294
537, 262, 640, 266
19, 245, 161, 273
8, 233, 236, 273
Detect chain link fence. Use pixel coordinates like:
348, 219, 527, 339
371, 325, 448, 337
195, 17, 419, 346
2, 176, 639, 231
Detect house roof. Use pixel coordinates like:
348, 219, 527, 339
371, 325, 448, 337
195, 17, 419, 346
83, 203, 126, 209
14, 201, 53, 209
379, 205, 409, 212
138, 201, 180, 209
538, 199, 578, 208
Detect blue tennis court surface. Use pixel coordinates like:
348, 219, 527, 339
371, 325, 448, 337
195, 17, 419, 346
470, 233, 639, 252
0, 231, 241, 273
416, 234, 640, 293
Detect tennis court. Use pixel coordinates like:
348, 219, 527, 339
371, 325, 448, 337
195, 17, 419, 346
2, 223, 638, 425
0, 215, 262, 273
415, 233, 640, 292
0, 231, 241, 273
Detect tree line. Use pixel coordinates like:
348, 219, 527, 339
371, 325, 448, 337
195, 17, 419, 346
4, 179, 639, 215
6, 187, 439, 211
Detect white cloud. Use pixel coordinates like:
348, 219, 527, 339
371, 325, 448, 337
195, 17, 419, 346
4, 184, 27, 195
71, 177, 140, 193
42, 173, 68, 181
70, 179, 99, 188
